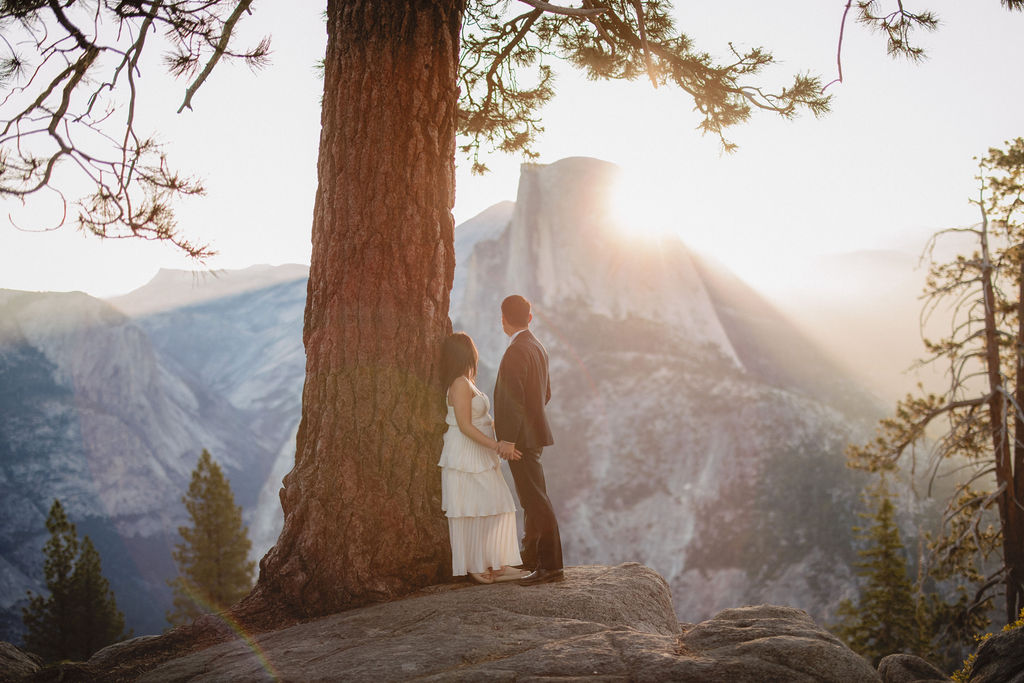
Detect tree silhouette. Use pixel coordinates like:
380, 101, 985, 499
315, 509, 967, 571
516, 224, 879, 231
848, 138, 1024, 625
22, 499, 126, 662
71, 537, 129, 659
834, 478, 927, 665
167, 449, 255, 626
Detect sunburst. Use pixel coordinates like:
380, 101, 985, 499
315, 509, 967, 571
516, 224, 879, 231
607, 165, 684, 242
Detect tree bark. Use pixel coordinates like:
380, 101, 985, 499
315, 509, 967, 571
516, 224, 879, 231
248, 0, 463, 617
980, 204, 1021, 624
1010, 243, 1024, 622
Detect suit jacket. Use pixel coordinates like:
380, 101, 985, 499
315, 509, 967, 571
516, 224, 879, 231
493, 329, 553, 450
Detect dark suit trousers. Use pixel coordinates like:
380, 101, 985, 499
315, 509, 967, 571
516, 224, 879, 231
508, 447, 563, 571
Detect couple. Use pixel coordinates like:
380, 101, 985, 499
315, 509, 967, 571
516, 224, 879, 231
438, 295, 564, 586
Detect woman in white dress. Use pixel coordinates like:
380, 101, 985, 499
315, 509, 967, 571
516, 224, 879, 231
439, 333, 528, 584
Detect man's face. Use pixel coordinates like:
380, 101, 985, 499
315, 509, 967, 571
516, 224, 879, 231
501, 314, 513, 337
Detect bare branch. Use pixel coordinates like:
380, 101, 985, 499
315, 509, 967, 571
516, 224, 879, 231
822, 0, 853, 91
178, 0, 258, 113
517, 0, 609, 18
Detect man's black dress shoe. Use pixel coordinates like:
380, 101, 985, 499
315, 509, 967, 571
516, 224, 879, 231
518, 568, 565, 586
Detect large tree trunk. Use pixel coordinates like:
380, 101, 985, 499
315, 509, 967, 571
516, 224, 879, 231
248, 0, 464, 617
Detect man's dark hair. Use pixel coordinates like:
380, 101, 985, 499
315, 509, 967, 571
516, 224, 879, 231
501, 295, 531, 328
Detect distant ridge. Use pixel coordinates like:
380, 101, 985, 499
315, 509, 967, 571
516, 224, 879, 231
106, 263, 309, 316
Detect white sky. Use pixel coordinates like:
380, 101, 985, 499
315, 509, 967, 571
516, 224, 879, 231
1, 1, 1023, 298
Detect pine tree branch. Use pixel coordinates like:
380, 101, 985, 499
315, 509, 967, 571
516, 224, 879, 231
484, 8, 542, 106
517, 0, 608, 18
969, 569, 1007, 614
629, 0, 657, 87
177, 0, 256, 113
582, 0, 616, 54
46, 0, 97, 52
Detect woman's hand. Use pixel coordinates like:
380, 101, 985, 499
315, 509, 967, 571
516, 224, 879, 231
496, 441, 521, 461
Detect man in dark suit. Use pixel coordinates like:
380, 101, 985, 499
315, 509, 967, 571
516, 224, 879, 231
493, 294, 564, 585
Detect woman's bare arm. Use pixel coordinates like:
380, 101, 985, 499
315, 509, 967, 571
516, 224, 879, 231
449, 376, 501, 451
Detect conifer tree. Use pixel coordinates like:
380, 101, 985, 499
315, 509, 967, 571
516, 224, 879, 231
71, 537, 128, 658
22, 499, 126, 662
848, 139, 1024, 624
23, 500, 78, 661
168, 450, 255, 626
835, 478, 926, 665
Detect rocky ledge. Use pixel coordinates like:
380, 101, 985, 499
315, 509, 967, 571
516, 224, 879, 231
0, 642, 41, 683
6, 563, 931, 681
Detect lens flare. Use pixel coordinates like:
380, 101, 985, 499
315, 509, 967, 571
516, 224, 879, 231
177, 584, 282, 680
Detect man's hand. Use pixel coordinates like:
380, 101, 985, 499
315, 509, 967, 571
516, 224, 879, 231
496, 441, 521, 461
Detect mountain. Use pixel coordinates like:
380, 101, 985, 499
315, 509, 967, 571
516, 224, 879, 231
0, 287, 282, 639
453, 157, 882, 622
0, 157, 891, 642
123, 272, 308, 555
107, 264, 310, 317
0, 269, 306, 641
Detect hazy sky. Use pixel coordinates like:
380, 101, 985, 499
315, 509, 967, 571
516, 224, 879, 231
2, 1, 1023, 298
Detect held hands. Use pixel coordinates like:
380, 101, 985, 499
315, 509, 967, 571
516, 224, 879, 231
496, 440, 522, 461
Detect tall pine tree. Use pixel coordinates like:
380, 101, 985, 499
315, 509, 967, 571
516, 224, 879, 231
167, 450, 255, 626
71, 537, 128, 657
22, 499, 126, 662
848, 140, 1024, 623
835, 478, 926, 665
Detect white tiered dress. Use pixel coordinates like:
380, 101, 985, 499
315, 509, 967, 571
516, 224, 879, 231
439, 380, 522, 576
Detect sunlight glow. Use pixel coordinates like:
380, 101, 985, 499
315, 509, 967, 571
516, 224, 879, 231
604, 163, 800, 294
608, 166, 684, 242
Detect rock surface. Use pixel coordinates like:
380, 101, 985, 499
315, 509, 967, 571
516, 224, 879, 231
117, 564, 879, 682
878, 653, 949, 682
968, 626, 1024, 683
0, 642, 40, 682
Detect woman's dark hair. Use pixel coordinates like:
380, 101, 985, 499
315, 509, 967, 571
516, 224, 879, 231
441, 333, 479, 391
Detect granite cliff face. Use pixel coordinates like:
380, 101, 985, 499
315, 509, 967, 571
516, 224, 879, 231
0, 274, 305, 640
124, 274, 307, 555
453, 158, 881, 624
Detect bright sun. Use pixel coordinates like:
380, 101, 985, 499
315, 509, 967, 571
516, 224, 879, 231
608, 166, 685, 242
